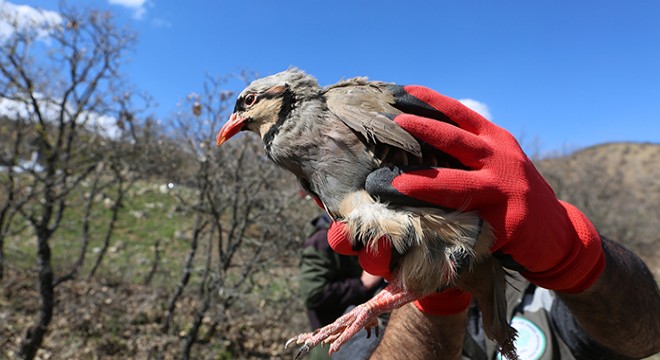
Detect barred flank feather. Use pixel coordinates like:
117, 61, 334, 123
338, 190, 492, 294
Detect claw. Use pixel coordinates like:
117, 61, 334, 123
294, 344, 310, 360
365, 323, 379, 338
285, 337, 297, 350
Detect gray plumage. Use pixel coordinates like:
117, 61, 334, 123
231, 69, 482, 288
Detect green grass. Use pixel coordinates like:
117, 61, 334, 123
4, 180, 197, 287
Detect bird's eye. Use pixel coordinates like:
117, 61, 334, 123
244, 94, 257, 106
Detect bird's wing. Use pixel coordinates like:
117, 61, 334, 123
324, 78, 422, 157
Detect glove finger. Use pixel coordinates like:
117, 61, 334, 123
329, 223, 396, 279
368, 166, 499, 210
384, 84, 459, 126
357, 236, 394, 279
327, 221, 360, 255
393, 113, 491, 169
399, 85, 491, 134
366, 166, 455, 209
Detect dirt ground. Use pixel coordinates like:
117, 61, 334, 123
0, 268, 308, 360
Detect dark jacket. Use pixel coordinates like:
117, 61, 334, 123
299, 214, 377, 329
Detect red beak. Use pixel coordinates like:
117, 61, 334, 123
216, 113, 246, 146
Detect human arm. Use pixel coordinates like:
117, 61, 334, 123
556, 236, 660, 358
370, 304, 467, 360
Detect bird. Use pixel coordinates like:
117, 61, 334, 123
215, 68, 518, 359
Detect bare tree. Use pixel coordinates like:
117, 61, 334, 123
0, 114, 34, 282
161, 75, 312, 359
0, 4, 144, 358
143, 238, 161, 285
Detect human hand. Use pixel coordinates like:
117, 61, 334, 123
363, 84, 605, 293
360, 271, 383, 290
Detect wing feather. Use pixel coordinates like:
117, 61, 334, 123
324, 78, 422, 157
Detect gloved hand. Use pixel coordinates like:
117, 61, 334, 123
327, 84, 606, 313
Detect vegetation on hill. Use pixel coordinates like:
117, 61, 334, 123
535, 142, 660, 277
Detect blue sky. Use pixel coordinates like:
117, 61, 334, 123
5, 0, 660, 153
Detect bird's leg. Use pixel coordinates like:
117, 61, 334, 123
285, 283, 418, 358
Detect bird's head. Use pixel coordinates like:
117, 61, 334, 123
216, 68, 321, 146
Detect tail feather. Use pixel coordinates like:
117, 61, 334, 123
491, 260, 519, 360
458, 258, 519, 360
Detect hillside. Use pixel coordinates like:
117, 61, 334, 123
564, 142, 658, 200
536, 142, 660, 276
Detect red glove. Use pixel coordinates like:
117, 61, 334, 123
364, 85, 605, 293
327, 84, 606, 315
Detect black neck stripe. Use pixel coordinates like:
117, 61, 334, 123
264, 88, 296, 151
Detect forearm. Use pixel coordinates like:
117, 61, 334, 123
369, 303, 466, 360
557, 237, 660, 358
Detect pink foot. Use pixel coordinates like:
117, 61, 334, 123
285, 284, 417, 358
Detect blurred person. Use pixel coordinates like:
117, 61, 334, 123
299, 213, 386, 360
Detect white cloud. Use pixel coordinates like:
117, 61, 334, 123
151, 17, 171, 28
0, 1, 62, 39
459, 98, 492, 120
0, 96, 121, 140
108, 0, 148, 19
